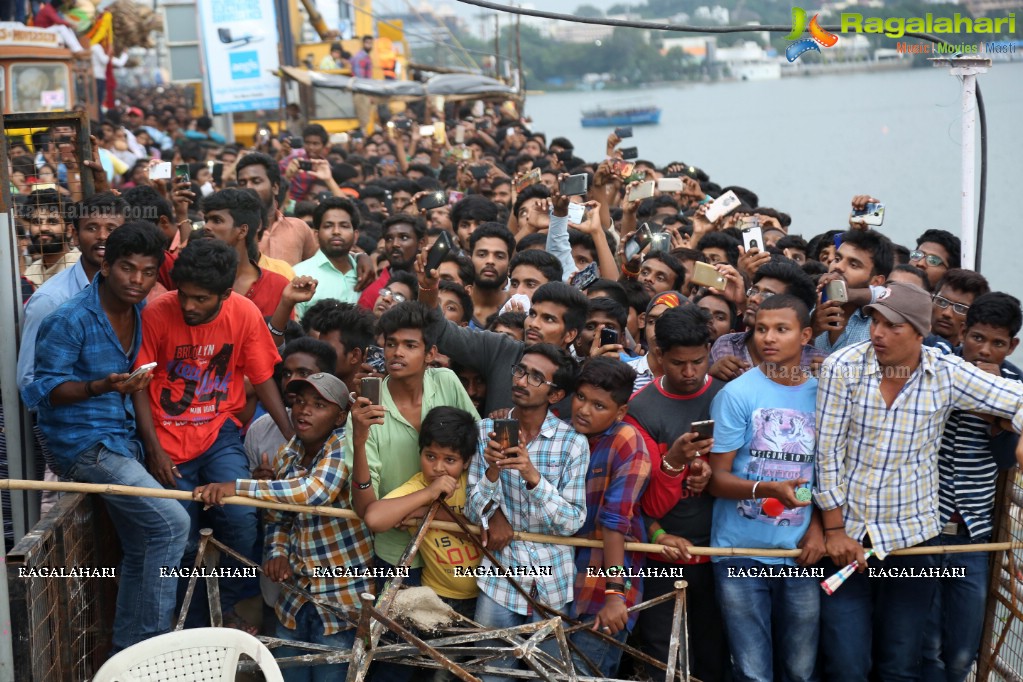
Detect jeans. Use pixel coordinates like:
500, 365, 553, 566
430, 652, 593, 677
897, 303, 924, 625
570, 616, 629, 678
474, 590, 566, 682
57, 441, 189, 652
174, 421, 259, 626
819, 541, 940, 682
713, 559, 819, 682
276, 601, 355, 682
921, 529, 991, 682
634, 560, 728, 681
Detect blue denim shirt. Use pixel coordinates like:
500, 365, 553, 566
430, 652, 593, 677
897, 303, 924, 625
21, 276, 143, 468
18, 259, 90, 390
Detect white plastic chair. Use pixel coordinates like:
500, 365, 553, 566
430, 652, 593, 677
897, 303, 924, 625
93, 627, 284, 681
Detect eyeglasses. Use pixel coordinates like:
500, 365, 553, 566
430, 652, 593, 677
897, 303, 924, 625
910, 250, 946, 268
932, 294, 970, 316
511, 364, 557, 389
745, 286, 777, 300
379, 288, 407, 303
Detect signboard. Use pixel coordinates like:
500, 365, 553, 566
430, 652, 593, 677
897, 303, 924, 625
197, 0, 280, 114
0, 23, 62, 48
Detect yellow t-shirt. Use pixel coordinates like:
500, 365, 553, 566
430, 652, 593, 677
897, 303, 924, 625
384, 471, 480, 600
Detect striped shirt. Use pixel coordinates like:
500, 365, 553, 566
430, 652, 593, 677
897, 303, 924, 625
937, 358, 1023, 539
814, 341, 1023, 557
573, 422, 651, 628
466, 412, 589, 615
238, 430, 374, 635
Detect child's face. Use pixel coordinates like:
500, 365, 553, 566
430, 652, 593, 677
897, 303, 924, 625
420, 444, 468, 483
290, 386, 346, 443
571, 382, 627, 436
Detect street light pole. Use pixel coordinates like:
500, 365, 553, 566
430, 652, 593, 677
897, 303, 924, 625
931, 55, 991, 272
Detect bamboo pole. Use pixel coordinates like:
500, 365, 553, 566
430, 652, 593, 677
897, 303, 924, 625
4, 479, 1021, 558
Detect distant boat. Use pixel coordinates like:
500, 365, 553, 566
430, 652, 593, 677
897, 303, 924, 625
580, 105, 661, 127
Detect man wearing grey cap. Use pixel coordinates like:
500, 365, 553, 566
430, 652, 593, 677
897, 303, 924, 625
193, 372, 372, 679
813, 281, 1023, 681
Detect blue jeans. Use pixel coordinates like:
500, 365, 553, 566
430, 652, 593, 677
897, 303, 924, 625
474, 590, 567, 682
570, 616, 629, 678
174, 421, 259, 626
713, 559, 819, 682
276, 601, 355, 682
921, 529, 991, 682
819, 541, 940, 681
57, 441, 189, 652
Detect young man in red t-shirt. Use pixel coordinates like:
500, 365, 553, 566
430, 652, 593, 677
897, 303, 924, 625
132, 238, 294, 630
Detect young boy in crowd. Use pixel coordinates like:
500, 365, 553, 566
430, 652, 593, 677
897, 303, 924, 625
193, 372, 371, 681
924, 292, 1022, 681
569, 357, 651, 677
707, 294, 824, 681
353, 406, 481, 620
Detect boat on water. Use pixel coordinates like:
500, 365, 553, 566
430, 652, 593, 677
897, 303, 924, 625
580, 105, 661, 127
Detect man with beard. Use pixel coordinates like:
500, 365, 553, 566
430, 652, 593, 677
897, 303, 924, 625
235, 152, 318, 266
709, 261, 822, 382
294, 197, 362, 319
18, 192, 128, 514
467, 222, 514, 328
132, 238, 293, 632
357, 213, 425, 310
23, 188, 77, 286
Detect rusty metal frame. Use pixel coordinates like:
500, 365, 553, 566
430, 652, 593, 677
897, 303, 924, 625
180, 514, 694, 681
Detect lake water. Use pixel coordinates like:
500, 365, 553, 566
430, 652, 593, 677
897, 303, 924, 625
524, 63, 1023, 301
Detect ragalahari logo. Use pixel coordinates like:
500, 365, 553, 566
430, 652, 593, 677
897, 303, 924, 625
786, 7, 839, 62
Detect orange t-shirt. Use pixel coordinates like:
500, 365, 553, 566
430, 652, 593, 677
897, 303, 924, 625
138, 291, 281, 464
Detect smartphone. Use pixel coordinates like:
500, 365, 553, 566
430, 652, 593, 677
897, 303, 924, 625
174, 164, 190, 184
648, 231, 671, 255
705, 190, 741, 223
289, 137, 304, 149
599, 327, 619, 347
628, 180, 656, 203
657, 177, 684, 193
619, 146, 638, 160
394, 118, 412, 131
691, 261, 727, 290
298, 160, 313, 172
469, 164, 489, 180
614, 126, 633, 139
624, 223, 654, 261
126, 362, 158, 382
493, 418, 519, 450
851, 202, 885, 227
447, 191, 464, 205
454, 125, 465, 145
555, 150, 573, 164
417, 190, 447, 212
419, 125, 435, 137
425, 230, 454, 274
570, 261, 600, 290
350, 129, 364, 140
822, 279, 849, 304
365, 345, 387, 374
210, 162, 224, 186
560, 173, 589, 197
515, 167, 541, 192
360, 376, 382, 405
149, 162, 172, 180
610, 159, 634, 178
742, 226, 764, 253
690, 419, 715, 440
200, 181, 215, 197
566, 201, 587, 224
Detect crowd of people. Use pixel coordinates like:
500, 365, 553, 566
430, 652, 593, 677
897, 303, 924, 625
7, 92, 1023, 682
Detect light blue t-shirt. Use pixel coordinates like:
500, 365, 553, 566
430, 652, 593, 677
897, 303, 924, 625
709, 367, 818, 565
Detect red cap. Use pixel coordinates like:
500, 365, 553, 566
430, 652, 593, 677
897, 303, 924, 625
126, 107, 144, 117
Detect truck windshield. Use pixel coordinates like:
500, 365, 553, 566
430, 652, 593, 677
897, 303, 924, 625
11, 63, 69, 113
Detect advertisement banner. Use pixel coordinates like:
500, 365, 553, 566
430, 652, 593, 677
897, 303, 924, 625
198, 0, 280, 114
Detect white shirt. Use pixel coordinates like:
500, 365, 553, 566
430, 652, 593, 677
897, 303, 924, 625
91, 44, 128, 79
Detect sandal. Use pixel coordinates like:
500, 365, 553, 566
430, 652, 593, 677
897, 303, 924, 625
222, 609, 259, 636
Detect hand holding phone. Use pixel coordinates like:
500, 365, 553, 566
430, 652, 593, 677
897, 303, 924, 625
417, 190, 447, 212
599, 327, 620, 348
149, 162, 172, 180
614, 126, 633, 139
360, 376, 382, 405
364, 346, 387, 374
742, 226, 764, 253
690, 419, 715, 441
493, 419, 520, 451
627, 180, 656, 203
705, 190, 741, 223
126, 362, 158, 382
691, 261, 727, 290
425, 230, 453, 275
559, 173, 589, 197
174, 164, 190, 184
619, 146, 638, 161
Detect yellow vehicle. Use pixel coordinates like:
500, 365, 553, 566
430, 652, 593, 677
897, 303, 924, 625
231, 0, 409, 146
0, 23, 96, 121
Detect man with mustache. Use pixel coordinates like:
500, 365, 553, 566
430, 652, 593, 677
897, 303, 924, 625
22, 188, 77, 286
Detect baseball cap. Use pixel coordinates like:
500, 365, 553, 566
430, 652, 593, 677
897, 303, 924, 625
863, 281, 931, 336
286, 373, 352, 407
126, 107, 144, 117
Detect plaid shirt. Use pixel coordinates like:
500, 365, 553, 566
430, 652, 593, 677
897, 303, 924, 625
573, 422, 650, 628
813, 307, 871, 354
237, 430, 374, 635
466, 412, 589, 615
814, 342, 1023, 558
21, 276, 143, 469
